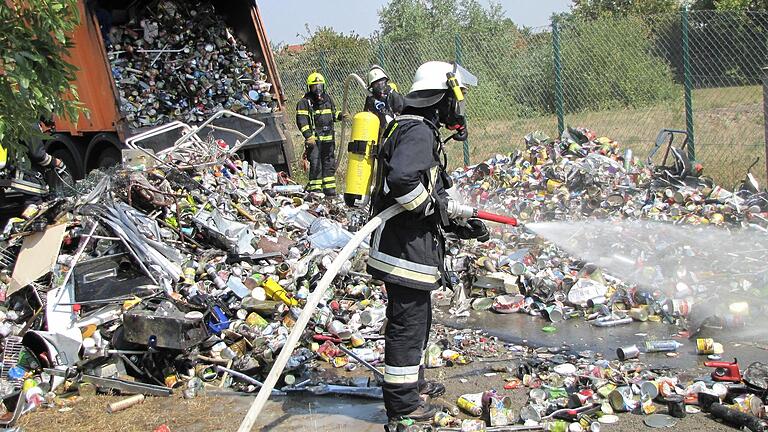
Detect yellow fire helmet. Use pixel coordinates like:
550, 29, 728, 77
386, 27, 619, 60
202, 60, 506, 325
306, 71, 326, 86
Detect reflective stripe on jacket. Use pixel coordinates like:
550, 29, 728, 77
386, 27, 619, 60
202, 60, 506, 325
295, 92, 342, 141
367, 115, 450, 291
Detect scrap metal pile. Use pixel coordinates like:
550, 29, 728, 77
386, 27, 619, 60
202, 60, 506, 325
428, 126, 768, 431
0, 121, 404, 426
437, 344, 768, 431
446, 127, 768, 331
109, 1, 277, 129
0, 123, 766, 431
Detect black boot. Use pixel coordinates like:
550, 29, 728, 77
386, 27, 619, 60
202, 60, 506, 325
419, 381, 445, 398
390, 402, 437, 422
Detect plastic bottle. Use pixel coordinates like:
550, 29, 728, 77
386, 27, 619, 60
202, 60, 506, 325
307, 218, 364, 249
205, 264, 227, 290
644, 340, 683, 353
226, 276, 250, 299
425, 343, 443, 368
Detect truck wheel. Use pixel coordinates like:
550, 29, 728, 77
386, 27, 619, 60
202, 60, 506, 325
46, 134, 84, 179
95, 146, 121, 169
86, 132, 123, 171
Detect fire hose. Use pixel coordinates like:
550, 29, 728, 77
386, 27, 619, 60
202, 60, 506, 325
336, 73, 369, 171
237, 202, 517, 431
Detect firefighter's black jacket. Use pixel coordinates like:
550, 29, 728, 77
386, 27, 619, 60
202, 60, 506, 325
367, 109, 450, 291
295, 92, 342, 143
364, 90, 404, 133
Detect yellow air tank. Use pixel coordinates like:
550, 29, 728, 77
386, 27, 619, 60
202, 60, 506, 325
344, 111, 380, 207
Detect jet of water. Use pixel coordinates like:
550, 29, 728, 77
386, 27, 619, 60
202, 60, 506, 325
526, 219, 768, 325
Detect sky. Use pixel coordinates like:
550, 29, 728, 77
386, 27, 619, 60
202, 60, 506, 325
259, 0, 573, 46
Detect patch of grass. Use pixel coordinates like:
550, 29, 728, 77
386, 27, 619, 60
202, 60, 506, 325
283, 85, 765, 189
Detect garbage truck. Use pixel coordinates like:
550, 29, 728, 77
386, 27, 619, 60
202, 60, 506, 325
44, 0, 294, 179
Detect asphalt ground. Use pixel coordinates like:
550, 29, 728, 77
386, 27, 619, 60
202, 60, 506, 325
21, 308, 765, 431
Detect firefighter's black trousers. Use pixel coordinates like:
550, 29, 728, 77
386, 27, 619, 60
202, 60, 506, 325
383, 283, 432, 418
306, 141, 336, 194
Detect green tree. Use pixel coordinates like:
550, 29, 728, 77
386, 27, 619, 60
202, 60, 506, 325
702, 0, 768, 10
298, 25, 368, 52
274, 25, 374, 116
572, 0, 768, 12
0, 0, 83, 158
571, 0, 681, 18
377, 0, 434, 42
378, 0, 512, 42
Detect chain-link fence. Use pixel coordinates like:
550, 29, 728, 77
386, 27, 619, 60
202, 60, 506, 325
275, 10, 768, 187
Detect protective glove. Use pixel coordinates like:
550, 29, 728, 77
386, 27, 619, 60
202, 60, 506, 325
448, 218, 489, 242
445, 124, 468, 142
53, 158, 67, 176
305, 135, 317, 146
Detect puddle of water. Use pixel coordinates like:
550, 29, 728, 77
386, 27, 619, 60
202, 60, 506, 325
245, 396, 386, 432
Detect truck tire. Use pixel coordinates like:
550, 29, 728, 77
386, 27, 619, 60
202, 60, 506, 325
46, 134, 85, 180
86, 132, 123, 171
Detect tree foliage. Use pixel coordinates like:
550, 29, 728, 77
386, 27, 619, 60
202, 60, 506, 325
571, 0, 681, 18
0, 0, 84, 156
571, 0, 768, 14
299, 25, 368, 52
275, 25, 374, 100
377, 0, 515, 43
706, 0, 768, 10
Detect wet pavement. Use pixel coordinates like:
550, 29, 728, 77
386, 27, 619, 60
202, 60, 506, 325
247, 396, 386, 431
238, 311, 768, 432
437, 308, 768, 370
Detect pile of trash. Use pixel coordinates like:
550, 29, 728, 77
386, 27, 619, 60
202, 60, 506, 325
452, 127, 767, 226
109, 0, 277, 128
437, 346, 768, 431
0, 117, 404, 426
445, 127, 768, 335
0, 122, 766, 431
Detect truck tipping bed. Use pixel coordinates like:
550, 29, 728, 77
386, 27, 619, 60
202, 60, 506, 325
50, 0, 294, 175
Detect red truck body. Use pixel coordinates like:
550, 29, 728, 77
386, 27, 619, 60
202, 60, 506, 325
47, 0, 293, 177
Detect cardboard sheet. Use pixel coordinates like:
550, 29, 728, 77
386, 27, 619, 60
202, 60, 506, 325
9, 223, 68, 295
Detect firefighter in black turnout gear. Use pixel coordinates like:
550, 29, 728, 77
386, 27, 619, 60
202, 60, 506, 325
363, 65, 403, 138
296, 72, 345, 196
366, 61, 488, 426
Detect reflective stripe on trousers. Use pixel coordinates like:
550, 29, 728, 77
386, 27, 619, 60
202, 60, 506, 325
306, 141, 336, 189
383, 282, 432, 417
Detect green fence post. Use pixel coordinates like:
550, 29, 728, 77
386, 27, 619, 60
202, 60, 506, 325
682, 8, 696, 161
455, 33, 470, 166
552, 16, 565, 138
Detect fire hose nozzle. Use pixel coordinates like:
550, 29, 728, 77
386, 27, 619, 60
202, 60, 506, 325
446, 200, 476, 219
446, 200, 519, 226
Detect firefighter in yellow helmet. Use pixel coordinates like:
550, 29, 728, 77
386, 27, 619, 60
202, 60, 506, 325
296, 72, 346, 196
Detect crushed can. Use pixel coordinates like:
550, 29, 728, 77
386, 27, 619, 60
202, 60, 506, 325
487, 393, 517, 426
433, 411, 459, 427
